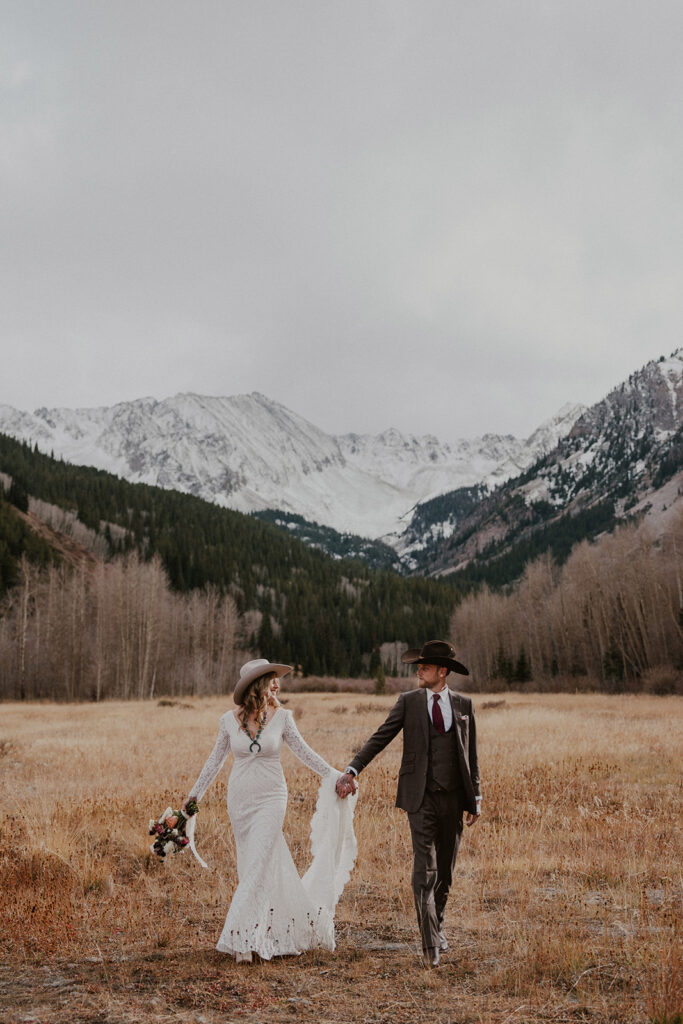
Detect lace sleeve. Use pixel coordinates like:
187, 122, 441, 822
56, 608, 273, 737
188, 715, 232, 802
282, 710, 333, 778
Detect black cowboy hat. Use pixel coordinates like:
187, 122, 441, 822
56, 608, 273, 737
401, 640, 469, 676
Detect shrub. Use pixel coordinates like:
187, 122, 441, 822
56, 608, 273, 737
640, 665, 683, 696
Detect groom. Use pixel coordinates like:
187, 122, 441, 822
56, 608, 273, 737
336, 640, 481, 968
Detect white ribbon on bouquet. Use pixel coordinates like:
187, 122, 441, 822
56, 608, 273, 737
151, 805, 209, 870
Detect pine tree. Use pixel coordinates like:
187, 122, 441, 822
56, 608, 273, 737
8, 478, 29, 513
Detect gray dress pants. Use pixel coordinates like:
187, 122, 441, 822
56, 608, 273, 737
407, 786, 463, 951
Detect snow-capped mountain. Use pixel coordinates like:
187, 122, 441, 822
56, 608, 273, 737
339, 402, 583, 500
421, 349, 683, 577
0, 393, 584, 540
519, 351, 682, 509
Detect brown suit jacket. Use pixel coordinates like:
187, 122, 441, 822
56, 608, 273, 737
348, 688, 481, 816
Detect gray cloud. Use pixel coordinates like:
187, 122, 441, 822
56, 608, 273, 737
2, 0, 682, 442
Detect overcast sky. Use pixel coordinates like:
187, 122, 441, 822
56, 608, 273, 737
2, 1, 682, 442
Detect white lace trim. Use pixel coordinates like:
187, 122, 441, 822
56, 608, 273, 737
282, 709, 333, 777
188, 713, 232, 803
216, 772, 356, 959
216, 903, 334, 959
303, 770, 358, 910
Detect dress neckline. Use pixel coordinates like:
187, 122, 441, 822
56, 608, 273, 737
232, 705, 283, 739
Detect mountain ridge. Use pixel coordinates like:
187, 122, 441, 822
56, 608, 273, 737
1, 351, 679, 579
0, 393, 585, 540
419, 350, 682, 581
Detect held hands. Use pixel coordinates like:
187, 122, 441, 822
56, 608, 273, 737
335, 771, 358, 799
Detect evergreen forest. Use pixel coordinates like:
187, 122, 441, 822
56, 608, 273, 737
2, 431, 680, 699
0, 433, 459, 679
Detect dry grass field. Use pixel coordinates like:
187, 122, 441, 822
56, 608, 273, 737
1, 691, 681, 1024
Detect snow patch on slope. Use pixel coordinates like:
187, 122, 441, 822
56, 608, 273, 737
0, 392, 586, 539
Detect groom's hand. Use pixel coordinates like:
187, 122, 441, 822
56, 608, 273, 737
335, 771, 357, 799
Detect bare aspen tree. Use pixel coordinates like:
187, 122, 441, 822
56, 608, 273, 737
136, 555, 165, 700
116, 557, 133, 699
0, 549, 246, 701
16, 557, 30, 700
44, 565, 58, 698
518, 554, 557, 678
76, 563, 88, 699
216, 590, 241, 691
450, 515, 682, 689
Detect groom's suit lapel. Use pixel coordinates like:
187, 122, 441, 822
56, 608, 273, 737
449, 689, 467, 726
418, 688, 429, 745
448, 688, 471, 769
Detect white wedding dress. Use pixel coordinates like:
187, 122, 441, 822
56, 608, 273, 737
188, 706, 357, 961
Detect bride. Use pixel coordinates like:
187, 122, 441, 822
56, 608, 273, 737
184, 658, 357, 962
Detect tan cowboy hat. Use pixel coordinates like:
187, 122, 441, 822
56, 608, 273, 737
401, 640, 469, 676
233, 658, 293, 705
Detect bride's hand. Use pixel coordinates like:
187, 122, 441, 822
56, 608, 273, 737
335, 772, 357, 799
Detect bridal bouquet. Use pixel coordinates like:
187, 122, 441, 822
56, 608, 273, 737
149, 800, 199, 858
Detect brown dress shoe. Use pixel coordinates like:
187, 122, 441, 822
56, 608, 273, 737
423, 947, 440, 968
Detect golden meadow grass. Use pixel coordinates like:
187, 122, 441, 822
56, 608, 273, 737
1, 692, 681, 1024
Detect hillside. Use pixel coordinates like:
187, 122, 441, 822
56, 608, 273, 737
407, 351, 682, 584
0, 433, 457, 677
2, 354, 676, 581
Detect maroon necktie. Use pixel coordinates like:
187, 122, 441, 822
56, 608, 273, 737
432, 693, 445, 734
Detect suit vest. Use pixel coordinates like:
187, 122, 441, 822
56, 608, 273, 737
426, 717, 464, 796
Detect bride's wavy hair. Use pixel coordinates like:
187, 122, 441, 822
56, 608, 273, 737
239, 672, 276, 725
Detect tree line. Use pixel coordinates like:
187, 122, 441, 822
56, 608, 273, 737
450, 511, 683, 692
3, 432, 680, 696
0, 553, 241, 701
